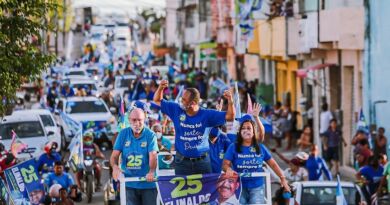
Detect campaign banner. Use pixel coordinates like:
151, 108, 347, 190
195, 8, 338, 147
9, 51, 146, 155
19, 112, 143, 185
157, 173, 241, 205
0, 178, 10, 204
199, 42, 217, 61
4, 159, 45, 205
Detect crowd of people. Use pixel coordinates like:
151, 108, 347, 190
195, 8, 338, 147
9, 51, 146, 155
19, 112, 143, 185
110, 80, 290, 205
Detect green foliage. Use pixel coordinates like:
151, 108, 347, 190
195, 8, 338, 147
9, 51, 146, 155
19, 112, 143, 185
0, 0, 58, 115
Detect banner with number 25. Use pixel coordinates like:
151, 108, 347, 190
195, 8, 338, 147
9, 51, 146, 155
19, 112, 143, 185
5, 159, 45, 205
157, 173, 241, 205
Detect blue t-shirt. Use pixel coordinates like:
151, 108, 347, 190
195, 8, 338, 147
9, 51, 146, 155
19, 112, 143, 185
160, 100, 226, 157
158, 136, 172, 169
227, 133, 237, 143
209, 133, 231, 173
37, 153, 61, 174
114, 127, 158, 189
359, 165, 384, 194
224, 143, 272, 189
323, 129, 342, 148
305, 155, 332, 181
45, 173, 74, 190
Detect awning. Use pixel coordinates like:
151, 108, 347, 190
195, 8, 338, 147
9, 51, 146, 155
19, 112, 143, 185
297, 63, 335, 78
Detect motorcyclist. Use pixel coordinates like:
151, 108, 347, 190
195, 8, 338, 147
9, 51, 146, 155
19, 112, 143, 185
37, 141, 61, 175
75, 131, 105, 190
0, 141, 17, 180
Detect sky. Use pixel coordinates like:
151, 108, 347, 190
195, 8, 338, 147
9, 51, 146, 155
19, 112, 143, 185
72, 0, 166, 18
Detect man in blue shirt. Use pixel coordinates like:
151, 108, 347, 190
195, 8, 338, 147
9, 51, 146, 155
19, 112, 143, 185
209, 127, 231, 173
110, 108, 158, 205
45, 161, 74, 191
323, 119, 347, 175
153, 79, 235, 175
305, 145, 332, 181
37, 142, 61, 175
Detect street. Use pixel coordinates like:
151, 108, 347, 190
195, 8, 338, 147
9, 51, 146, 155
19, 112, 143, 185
1, 0, 389, 205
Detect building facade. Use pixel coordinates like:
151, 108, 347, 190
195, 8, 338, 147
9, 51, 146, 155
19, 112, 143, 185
364, 0, 390, 152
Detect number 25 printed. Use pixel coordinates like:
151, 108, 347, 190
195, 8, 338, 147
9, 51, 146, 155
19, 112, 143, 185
20, 166, 38, 183
170, 174, 203, 198
127, 155, 143, 167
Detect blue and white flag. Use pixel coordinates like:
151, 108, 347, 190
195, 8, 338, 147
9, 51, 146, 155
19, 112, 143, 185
356, 108, 369, 133
356, 108, 372, 148
234, 82, 242, 120
60, 111, 82, 136
68, 130, 84, 172
175, 85, 185, 103
336, 175, 348, 205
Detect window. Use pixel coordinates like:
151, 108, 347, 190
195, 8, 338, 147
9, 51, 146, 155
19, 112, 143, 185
40, 115, 55, 127
0, 122, 45, 139
301, 186, 360, 205
73, 83, 97, 90
199, 0, 210, 22
185, 9, 195, 28
66, 71, 85, 76
66, 101, 108, 114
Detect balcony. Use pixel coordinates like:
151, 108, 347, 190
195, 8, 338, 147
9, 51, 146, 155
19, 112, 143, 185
319, 6, 364, 50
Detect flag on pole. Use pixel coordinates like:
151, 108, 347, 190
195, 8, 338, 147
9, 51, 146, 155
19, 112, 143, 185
336, 175, 348, 205
247, 93, 253, 114
175, 85, 185, 103
356, 108, 372, 148
10, 130, 28, 158
234, 82, 242, 120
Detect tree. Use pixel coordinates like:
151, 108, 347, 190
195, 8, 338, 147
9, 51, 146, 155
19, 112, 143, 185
0, 0, 58, 115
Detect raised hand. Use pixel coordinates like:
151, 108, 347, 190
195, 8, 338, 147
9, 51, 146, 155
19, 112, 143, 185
158, 79, 169, 90
223, 89, 233, 104
251, 103, 262, 117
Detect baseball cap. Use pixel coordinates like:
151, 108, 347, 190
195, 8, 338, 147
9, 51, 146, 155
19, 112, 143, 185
295, 152, 309, 161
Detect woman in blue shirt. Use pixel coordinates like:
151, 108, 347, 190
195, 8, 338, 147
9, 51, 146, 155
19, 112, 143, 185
223, 115, 290, 204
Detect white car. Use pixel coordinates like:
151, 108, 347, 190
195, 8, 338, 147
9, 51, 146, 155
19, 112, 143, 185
12, 109, 62, 151
66, 78, 101, 97
0, 114, 50, 160
112, 33, 131, 55
289, 181, 367, 205
60, 96, 116, 148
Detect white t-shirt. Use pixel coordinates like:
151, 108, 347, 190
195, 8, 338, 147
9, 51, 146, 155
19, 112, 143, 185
284, 167, 308, 183
320, 111, 333, 134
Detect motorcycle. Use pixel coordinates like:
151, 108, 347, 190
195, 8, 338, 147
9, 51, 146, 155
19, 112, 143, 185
80, 151, 98, 203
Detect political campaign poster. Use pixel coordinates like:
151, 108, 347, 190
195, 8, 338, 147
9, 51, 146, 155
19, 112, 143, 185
4, 159, 45, 205
157, 173, 241, 205
199, 42, 217, 61
0, 178, 10, 205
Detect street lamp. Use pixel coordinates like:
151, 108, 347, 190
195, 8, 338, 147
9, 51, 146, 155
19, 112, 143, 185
373, 100, 387, 126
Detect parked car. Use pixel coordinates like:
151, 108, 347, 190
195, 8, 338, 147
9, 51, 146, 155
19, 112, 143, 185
288, 181, 367, 205
0, 114, 51, 161
59, 96, 116, 149
12, 109, 62, 151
